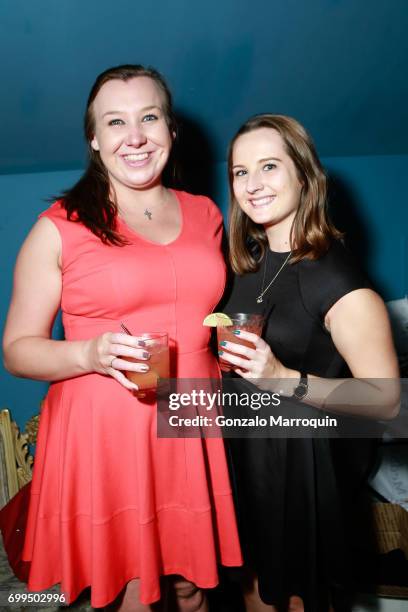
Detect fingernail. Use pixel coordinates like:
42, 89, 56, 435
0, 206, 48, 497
138, 340, 146, 347
219, 341, 227, 347
233, 330, 241, 335
140, 365, 149, 371
142, 351, 150, 359
218, 351, 224, 356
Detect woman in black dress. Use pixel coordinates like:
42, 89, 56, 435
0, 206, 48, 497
220, 114, 399, 611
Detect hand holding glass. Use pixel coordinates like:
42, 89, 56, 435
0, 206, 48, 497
217, 313, 265, 372
122, 332, 169, 397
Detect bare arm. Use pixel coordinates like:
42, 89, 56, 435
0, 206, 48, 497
3, 218, 149, 389
318, 288, 400, 417
325, 288, 398, 378
219, 289, 400, 419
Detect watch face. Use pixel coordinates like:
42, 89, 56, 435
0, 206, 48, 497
293, 381, 308, 400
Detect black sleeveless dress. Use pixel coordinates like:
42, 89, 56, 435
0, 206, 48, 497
223, 240, 374, 611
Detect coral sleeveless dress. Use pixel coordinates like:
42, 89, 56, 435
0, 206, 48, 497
22, 190, 242, 607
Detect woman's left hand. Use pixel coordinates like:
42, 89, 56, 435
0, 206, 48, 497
219, 330, 290, 382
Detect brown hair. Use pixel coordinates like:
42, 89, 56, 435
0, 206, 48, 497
227, 114, 342, 274
60, 64, 177, 245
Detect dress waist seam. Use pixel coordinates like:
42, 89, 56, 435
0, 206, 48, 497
38, 503, 218, 526
177, 347, 211, 356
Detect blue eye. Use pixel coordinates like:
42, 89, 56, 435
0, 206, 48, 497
234, 169, 247, 177
108, 119, 124, 126
263, 163, 276, 171
142, 114, 158, 122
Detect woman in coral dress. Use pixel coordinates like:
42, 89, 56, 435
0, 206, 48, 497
2, 64, 241, 611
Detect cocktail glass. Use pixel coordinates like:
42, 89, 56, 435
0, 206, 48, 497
123, 332, 169, 398
217, 313, 265, 372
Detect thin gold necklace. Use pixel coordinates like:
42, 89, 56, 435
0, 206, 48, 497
256, 250, 292, 303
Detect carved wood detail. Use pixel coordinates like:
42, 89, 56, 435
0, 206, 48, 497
0, 408, 35, 502
12, 420, 34, 488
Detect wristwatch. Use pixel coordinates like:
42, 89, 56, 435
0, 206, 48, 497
292, 371, 308, 400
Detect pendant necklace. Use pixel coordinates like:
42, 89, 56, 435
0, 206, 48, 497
144, 190, 170, 221
256, 250, 292, 303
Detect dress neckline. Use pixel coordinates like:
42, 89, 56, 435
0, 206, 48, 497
268, 248, 292, 257
117, 188, 184, 247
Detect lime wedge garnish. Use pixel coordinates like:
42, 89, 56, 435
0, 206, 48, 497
202, 312, 233, 327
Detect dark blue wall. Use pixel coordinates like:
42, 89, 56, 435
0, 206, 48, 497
1, 0, 408, 173
214, 155, 408, 300
323, 155, 407, 300
1, 156, 407, 430
0, 170, 80, 428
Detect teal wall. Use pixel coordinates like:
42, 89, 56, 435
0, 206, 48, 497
2, 0, 408, 172
0, 170, 81, 429
1, 156, 407, 430
214, 154, 408, 300
323, 155, 407, 300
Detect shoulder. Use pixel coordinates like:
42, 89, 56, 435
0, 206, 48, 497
16, 211, 63, 270
19, 201, 67, 250
38, 199, 74, 229
38, 199, 90, 240
301, 240, 360, 274
299, 240, 365, 288
37, 200, 96, 270
39, 199, 69, 220
298, 240, 372, 320
175, 190, 223, 223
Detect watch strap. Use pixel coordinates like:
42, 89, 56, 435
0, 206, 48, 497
292, 370, 308, 400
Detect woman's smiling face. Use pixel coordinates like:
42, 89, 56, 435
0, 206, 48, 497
231, 127, 303, 230
90, 76, 173, 193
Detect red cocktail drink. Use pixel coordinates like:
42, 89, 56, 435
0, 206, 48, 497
217, 314, 265, 372
123, 332, 169, 397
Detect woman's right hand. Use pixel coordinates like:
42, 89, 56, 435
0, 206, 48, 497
86, 331, 150, 391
